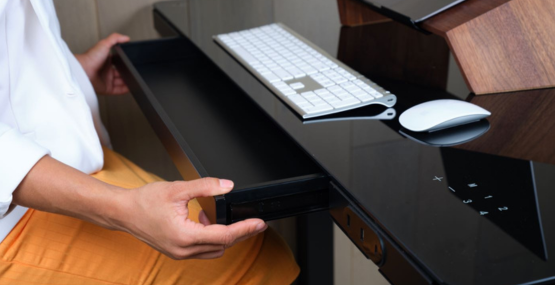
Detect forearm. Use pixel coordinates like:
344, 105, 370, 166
11, 155, 268, 260
12, 155, 125, 230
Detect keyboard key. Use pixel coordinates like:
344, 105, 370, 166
371, 91, 384, 98
277, 87, 297, 96
332, 77, 348, 84
335, 93, 354, 100
310, 74, 326, 81
301, 91, 319, 101
298, 65, 318, 75
330, 98, 360, 109
323, 96, 341, 104
262, 72, 281, 83
356, 93, 375, 102
310, 98, 328, 106
346, 86, 363, 93
314, 89, 330, 96
273, 69, 294, 81
330, 88, 348, 96
285, 67, 306, 78
289, 95, 310, 105
311, 62, 330, 72
340, 82, 357, 90
289, 82, 305, 90
272, 81, 288, 88
318, 80, 335, 88
319, 93, 336, 100
302, 104, 333, 114
350, 89, 368, 97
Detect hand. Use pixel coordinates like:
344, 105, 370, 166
115, 178, 268, 260
75, 33, 130, 95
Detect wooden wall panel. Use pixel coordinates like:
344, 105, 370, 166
96, 0, 162, 40
53, 0, 100, 54
460, 88, 555, 165
55, 0, 182, 180
420, 0, 510, 36
336, 0, 390, 26
337, 0, 555, 95
447, 0, 555, 94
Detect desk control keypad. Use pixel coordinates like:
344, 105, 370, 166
436, 148, 547, 260
446, 180, 510, 218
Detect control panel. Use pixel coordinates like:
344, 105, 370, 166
329, 183, 384, 265
439, 148, 547, 260
329, 182, 434, 285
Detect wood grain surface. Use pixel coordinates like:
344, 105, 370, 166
336, 0, 555, 95
420, 0, 510, 36
459, 88, 555, 165
446, 0, 555, 94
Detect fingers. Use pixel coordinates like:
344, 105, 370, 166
104, 65, 129, 95
188, 249, 225, 260
102, 33, 130, 48
193, 218, 267, 248
91, 33, 130, 59
111, 85, 129, 95
111, 77, 129, 95
198, 210, 212, 226
173, 177, 234, 200
174, 244, 224, 260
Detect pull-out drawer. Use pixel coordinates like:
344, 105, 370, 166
113, 37, 330, 224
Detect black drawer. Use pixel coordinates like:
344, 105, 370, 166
113, 37, 330, 224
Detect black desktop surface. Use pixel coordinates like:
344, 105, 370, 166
122, 1, 555, 284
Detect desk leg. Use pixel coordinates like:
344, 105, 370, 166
296, 212, 334, 285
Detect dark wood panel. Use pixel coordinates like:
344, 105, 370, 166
446, 0, 555, 94
336, 0, 555, 95
337, 0, 390, 26
337, 22, 450, 90
421, 0, 510, 36
457, 88, 555, 165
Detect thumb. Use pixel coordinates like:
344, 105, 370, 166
90, 33, 130, 59
173, 178, 234, 201
100, 33, 130, 50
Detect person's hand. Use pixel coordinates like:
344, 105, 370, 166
114, 178, 268, 260
75, 33, 130, 95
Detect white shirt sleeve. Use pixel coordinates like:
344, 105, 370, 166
0, 0, 48, 218
0, 124, 49, 218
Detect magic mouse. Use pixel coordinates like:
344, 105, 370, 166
399, 99, 491, 132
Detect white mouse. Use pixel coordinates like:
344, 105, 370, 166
399, 99, 491, 132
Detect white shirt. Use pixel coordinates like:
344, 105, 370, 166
0, 0, 109, 241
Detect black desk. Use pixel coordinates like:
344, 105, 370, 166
114, 1, 555, 284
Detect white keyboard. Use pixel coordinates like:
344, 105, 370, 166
214, 23, 397, 119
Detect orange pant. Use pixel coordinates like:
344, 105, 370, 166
0, 148, 299, 284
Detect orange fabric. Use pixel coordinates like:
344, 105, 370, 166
0, 148, 299, 284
